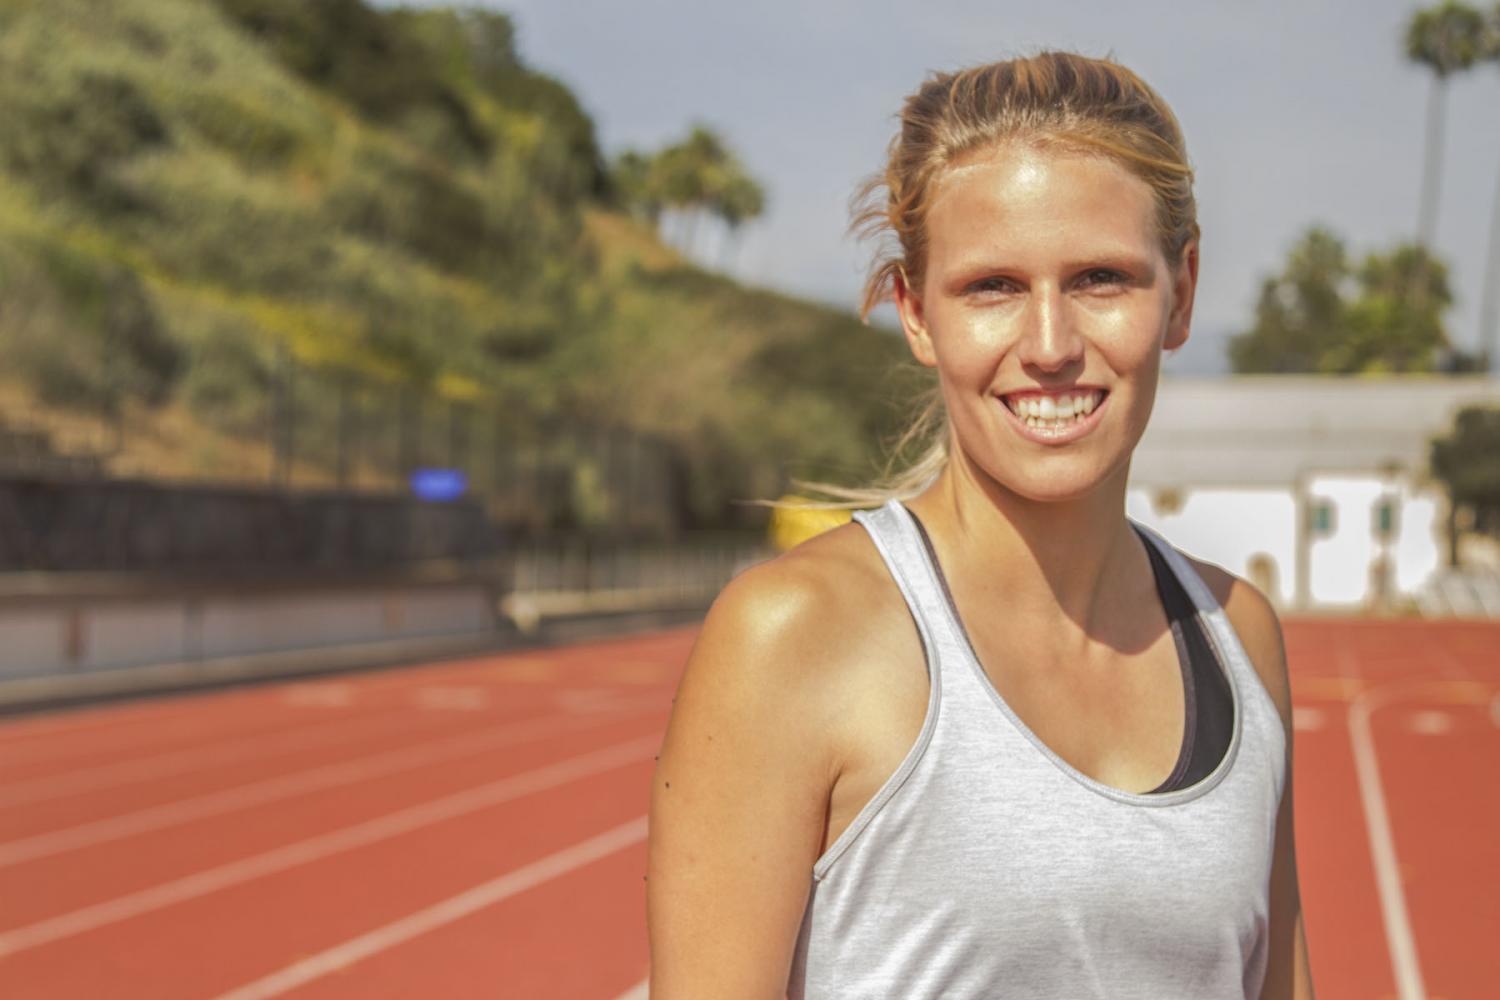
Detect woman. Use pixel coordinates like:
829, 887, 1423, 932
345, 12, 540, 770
648, 52, 1314, 999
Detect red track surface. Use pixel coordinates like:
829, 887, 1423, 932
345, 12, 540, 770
0, 619, 1495, 999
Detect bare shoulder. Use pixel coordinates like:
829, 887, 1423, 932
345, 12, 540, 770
667, 517, 904, 766
692, 518, 900, 698
1185, 554, 1292, 729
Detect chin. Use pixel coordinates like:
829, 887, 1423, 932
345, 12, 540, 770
1001, 476, 1106, 505
981, 452, 1128, 506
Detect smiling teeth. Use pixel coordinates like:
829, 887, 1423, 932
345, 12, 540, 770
1004, 390, 1102, 429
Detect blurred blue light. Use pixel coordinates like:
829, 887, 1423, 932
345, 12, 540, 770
410, 468, 467, 502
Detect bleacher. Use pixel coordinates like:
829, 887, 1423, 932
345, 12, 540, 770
1416, 569, 1500, 619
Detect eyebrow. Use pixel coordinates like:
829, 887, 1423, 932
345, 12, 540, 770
948, 252, 1153, 274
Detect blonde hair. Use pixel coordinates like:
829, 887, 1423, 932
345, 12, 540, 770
752, 51, 1199, 515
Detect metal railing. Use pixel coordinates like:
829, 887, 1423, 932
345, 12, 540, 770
500, 536, 773, 632
0, 357, 687, 539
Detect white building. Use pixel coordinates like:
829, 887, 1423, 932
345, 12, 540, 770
1126, 376, 1500, 613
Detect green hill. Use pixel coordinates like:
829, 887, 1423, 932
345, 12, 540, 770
0, 0, 913, 530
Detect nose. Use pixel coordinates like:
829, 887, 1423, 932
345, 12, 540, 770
1015, 286, 1085, 373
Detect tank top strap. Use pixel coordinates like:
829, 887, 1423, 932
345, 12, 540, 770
849, 499, 955, 671
1130, 518, 1289, 802
1130, 520, 1253, 683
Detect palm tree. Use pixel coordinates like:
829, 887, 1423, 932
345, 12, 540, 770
1477, 3, 1500, 372
711, 170, 766, 269
610, 125, 766, 266
650, 125, 728, 254
611, 150, 662, 226
1404, 1, 1485, 249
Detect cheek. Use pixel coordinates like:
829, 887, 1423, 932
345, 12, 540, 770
1090, 302, 1171, 370
927, 310, 1011, 382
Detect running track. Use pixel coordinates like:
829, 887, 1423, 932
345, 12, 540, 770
0, 619, 1495, 998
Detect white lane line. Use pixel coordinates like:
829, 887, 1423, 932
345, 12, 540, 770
0, 651, 556, 765
1292, 706, 1325, 732
614, 978, 650, 999
0, 712, 428, 810
0, 713, 254, 771
0, 735, 658, 958
0, 704, 650, 868
1, 685, 648, 805
0, 706, 194, 746
282, 683, 355, 708
1348, 686, 1427, 1000
1406, 710, 1453, 736
209, 816, 648, 1000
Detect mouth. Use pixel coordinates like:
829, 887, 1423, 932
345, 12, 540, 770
995, 387, 1109, 443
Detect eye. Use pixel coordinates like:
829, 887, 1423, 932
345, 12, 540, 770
1078, 268, 1127, 289
963, 275, 1020, 295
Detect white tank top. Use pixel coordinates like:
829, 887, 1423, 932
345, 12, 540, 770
786, 499, 1286, 999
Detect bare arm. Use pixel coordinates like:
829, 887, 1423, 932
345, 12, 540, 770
1262, 765, 1315, 999
647, 561, 843, 999
1207, 565, 1315, 1000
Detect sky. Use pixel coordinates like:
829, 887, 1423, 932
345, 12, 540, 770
426, 1, 1500, 374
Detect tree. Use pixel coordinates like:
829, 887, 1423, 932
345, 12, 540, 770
609, 124, 766, 261
712, 170, 766, 268
1335, 244, 1454, 372
654, 126, 724, 251
611, 149, 662, 225
1230, 228, 1455, 374
1405, 1, 1486, 249
1228, 227, 1353, 373
1430, 405, 1500, 564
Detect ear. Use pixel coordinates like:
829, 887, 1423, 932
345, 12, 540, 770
1164, 240, 1199, 352
893, 266, 938, 368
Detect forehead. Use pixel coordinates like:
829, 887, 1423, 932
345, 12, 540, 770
924, 143, 1160, 269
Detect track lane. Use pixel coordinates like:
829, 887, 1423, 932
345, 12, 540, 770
215, 822, 651, 1000
0, 689, 644, 840
5, 620, 1489, 1000
0, 631, 682, 781
0, 712, 665, 930
1374, 628, 1500, 1000
1, 756, 659, 998
1284, 678, 1396, 996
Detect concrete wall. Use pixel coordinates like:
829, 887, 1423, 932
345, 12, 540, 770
0, 580, 495, 679
1128, 487, 1299, 607
1127, 475, 1446, 612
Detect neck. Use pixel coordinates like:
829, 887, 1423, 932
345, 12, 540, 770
907, 448, 1146, 641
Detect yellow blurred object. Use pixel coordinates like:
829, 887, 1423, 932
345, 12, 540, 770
769, 495, 854, 551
